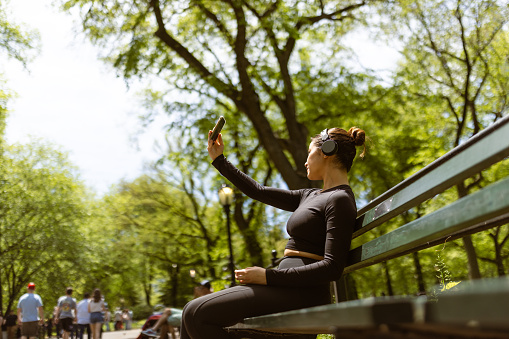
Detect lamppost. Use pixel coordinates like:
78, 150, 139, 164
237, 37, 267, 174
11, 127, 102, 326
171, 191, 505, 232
218, 184, 235, 287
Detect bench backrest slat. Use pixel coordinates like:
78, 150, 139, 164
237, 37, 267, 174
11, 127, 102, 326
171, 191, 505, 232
346, 176, 509, 273
354, 115, 509, 238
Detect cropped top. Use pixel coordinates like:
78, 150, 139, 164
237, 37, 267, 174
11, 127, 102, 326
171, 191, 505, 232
212, 154, 357, 287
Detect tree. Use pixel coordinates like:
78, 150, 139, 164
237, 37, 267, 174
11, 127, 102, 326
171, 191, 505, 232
388, 0, 509, 279
59, 0, 381, 190
102, 172, 225, 307
0, 140, 91, 313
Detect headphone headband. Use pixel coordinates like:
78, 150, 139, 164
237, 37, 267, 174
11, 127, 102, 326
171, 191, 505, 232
320, 128, 338, 156
320, 129, 329, 142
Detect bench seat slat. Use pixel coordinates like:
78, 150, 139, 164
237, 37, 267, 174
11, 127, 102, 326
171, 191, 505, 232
229, 297, 416, 334
426, 277, 509, 330
346, 176, 509, 272
228, 278, 509, 336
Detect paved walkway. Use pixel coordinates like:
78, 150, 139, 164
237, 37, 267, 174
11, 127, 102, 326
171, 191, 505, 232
101, 329, 180, 339
102, 329, 143, 339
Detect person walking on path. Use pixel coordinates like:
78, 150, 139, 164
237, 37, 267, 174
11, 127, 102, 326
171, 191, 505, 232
76, 293, 91, 339
55, 288, 77, 339
112, 309, 122, 331
87, 289, 105, 339
17, 283, 44, 339
0, 311, 5, 339
102, 308, 110, 332
4, 310, 18, 339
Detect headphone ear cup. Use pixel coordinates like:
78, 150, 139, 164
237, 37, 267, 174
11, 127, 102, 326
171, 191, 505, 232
321, 140, 338, 156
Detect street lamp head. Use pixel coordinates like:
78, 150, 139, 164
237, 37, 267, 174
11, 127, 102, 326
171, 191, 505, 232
189, 269, 196, 278
218, 184, 234, 206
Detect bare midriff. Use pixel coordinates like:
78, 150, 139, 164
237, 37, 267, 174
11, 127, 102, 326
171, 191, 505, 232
284, 249, 324, 261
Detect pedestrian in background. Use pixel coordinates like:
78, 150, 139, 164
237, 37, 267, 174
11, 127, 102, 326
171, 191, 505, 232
1, 311, 5, 339
17, 283, 44, 339
5, 310, 18, 339
113, 309, 122, 331
192, 281, 213, 299
126, 310, 132, 331
87, 289, 105, 339
55, 288, 77, 339
44, 317, 52, 339
76, 293, 90, 339
102, 308, 110, 332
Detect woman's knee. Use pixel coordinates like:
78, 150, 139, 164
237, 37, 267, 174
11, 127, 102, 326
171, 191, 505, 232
181, 298, 200, 322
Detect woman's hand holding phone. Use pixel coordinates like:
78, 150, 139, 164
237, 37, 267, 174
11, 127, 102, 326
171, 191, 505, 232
208, 130, 224, 161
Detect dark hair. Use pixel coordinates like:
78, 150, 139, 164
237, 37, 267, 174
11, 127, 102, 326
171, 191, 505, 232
313, 127, 366, 172
84, 292, 90, 299
93, 289, 101, 303
66, 287, 73, 295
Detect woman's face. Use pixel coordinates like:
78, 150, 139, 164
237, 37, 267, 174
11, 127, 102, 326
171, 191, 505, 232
305, 142, 325, 180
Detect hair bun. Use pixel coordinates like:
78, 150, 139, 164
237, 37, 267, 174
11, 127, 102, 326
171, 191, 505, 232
348, 127, 365, 147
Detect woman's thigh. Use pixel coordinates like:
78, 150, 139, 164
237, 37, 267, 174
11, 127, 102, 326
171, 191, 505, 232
184, 283, 329, 328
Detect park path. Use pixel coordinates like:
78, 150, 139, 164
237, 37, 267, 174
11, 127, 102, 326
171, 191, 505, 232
102, 329, 143, 339
101, 329, 180, 339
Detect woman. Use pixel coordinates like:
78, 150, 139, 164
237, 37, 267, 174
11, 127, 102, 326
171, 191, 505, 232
87, 289, 105, 339
179, 127, 366, 338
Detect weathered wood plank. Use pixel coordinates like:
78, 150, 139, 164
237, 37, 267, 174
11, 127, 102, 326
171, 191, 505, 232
229, 278, 509, 336
426, 277, 509, 331
346, 176, 509, 272
229, 297, 415, 334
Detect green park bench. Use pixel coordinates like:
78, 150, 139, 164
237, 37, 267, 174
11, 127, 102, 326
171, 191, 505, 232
227, 114, 509, 339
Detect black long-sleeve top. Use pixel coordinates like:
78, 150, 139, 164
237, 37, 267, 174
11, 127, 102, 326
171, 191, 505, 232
212, 154, 357, 287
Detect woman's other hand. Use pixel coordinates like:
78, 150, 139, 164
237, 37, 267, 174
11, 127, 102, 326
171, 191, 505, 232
234, 267, 267, 285
208, 130, 224, 161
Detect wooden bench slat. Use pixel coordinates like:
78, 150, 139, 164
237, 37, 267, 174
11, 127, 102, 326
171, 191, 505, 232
425, 277, 509, 330
354, 114, 509, 238
346, 176, 509, 272
229, 297, 416, 334
229, 278, 509, 336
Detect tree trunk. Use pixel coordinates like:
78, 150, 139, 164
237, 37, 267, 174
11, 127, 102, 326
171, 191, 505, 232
462, 236, 481, 280
382, 261, 394, 296
233, 203, 264, 267
492, 227, 507, 276
412, 252, 426, 294
171, 265, 180, 307
0, 270, 3, 314
456, 182, 482, 280
143, 263, 152, 307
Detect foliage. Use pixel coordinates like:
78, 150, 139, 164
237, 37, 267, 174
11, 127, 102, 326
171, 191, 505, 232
0, 0, 507, 315
0, 0, 40, 138
0, 0, 39, 67
0, 139, 91, 314
57, 0, 385, 190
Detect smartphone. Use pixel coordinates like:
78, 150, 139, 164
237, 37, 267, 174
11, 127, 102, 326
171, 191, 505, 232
210, 116, 226, 143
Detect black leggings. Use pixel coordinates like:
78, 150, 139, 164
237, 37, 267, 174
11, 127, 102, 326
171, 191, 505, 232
180, 257, 331, 339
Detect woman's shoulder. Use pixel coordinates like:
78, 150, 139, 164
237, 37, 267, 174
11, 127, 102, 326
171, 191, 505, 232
325, 185, 356, 206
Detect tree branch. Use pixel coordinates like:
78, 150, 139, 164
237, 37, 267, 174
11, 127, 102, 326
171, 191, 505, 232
149, 0, 240, 101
